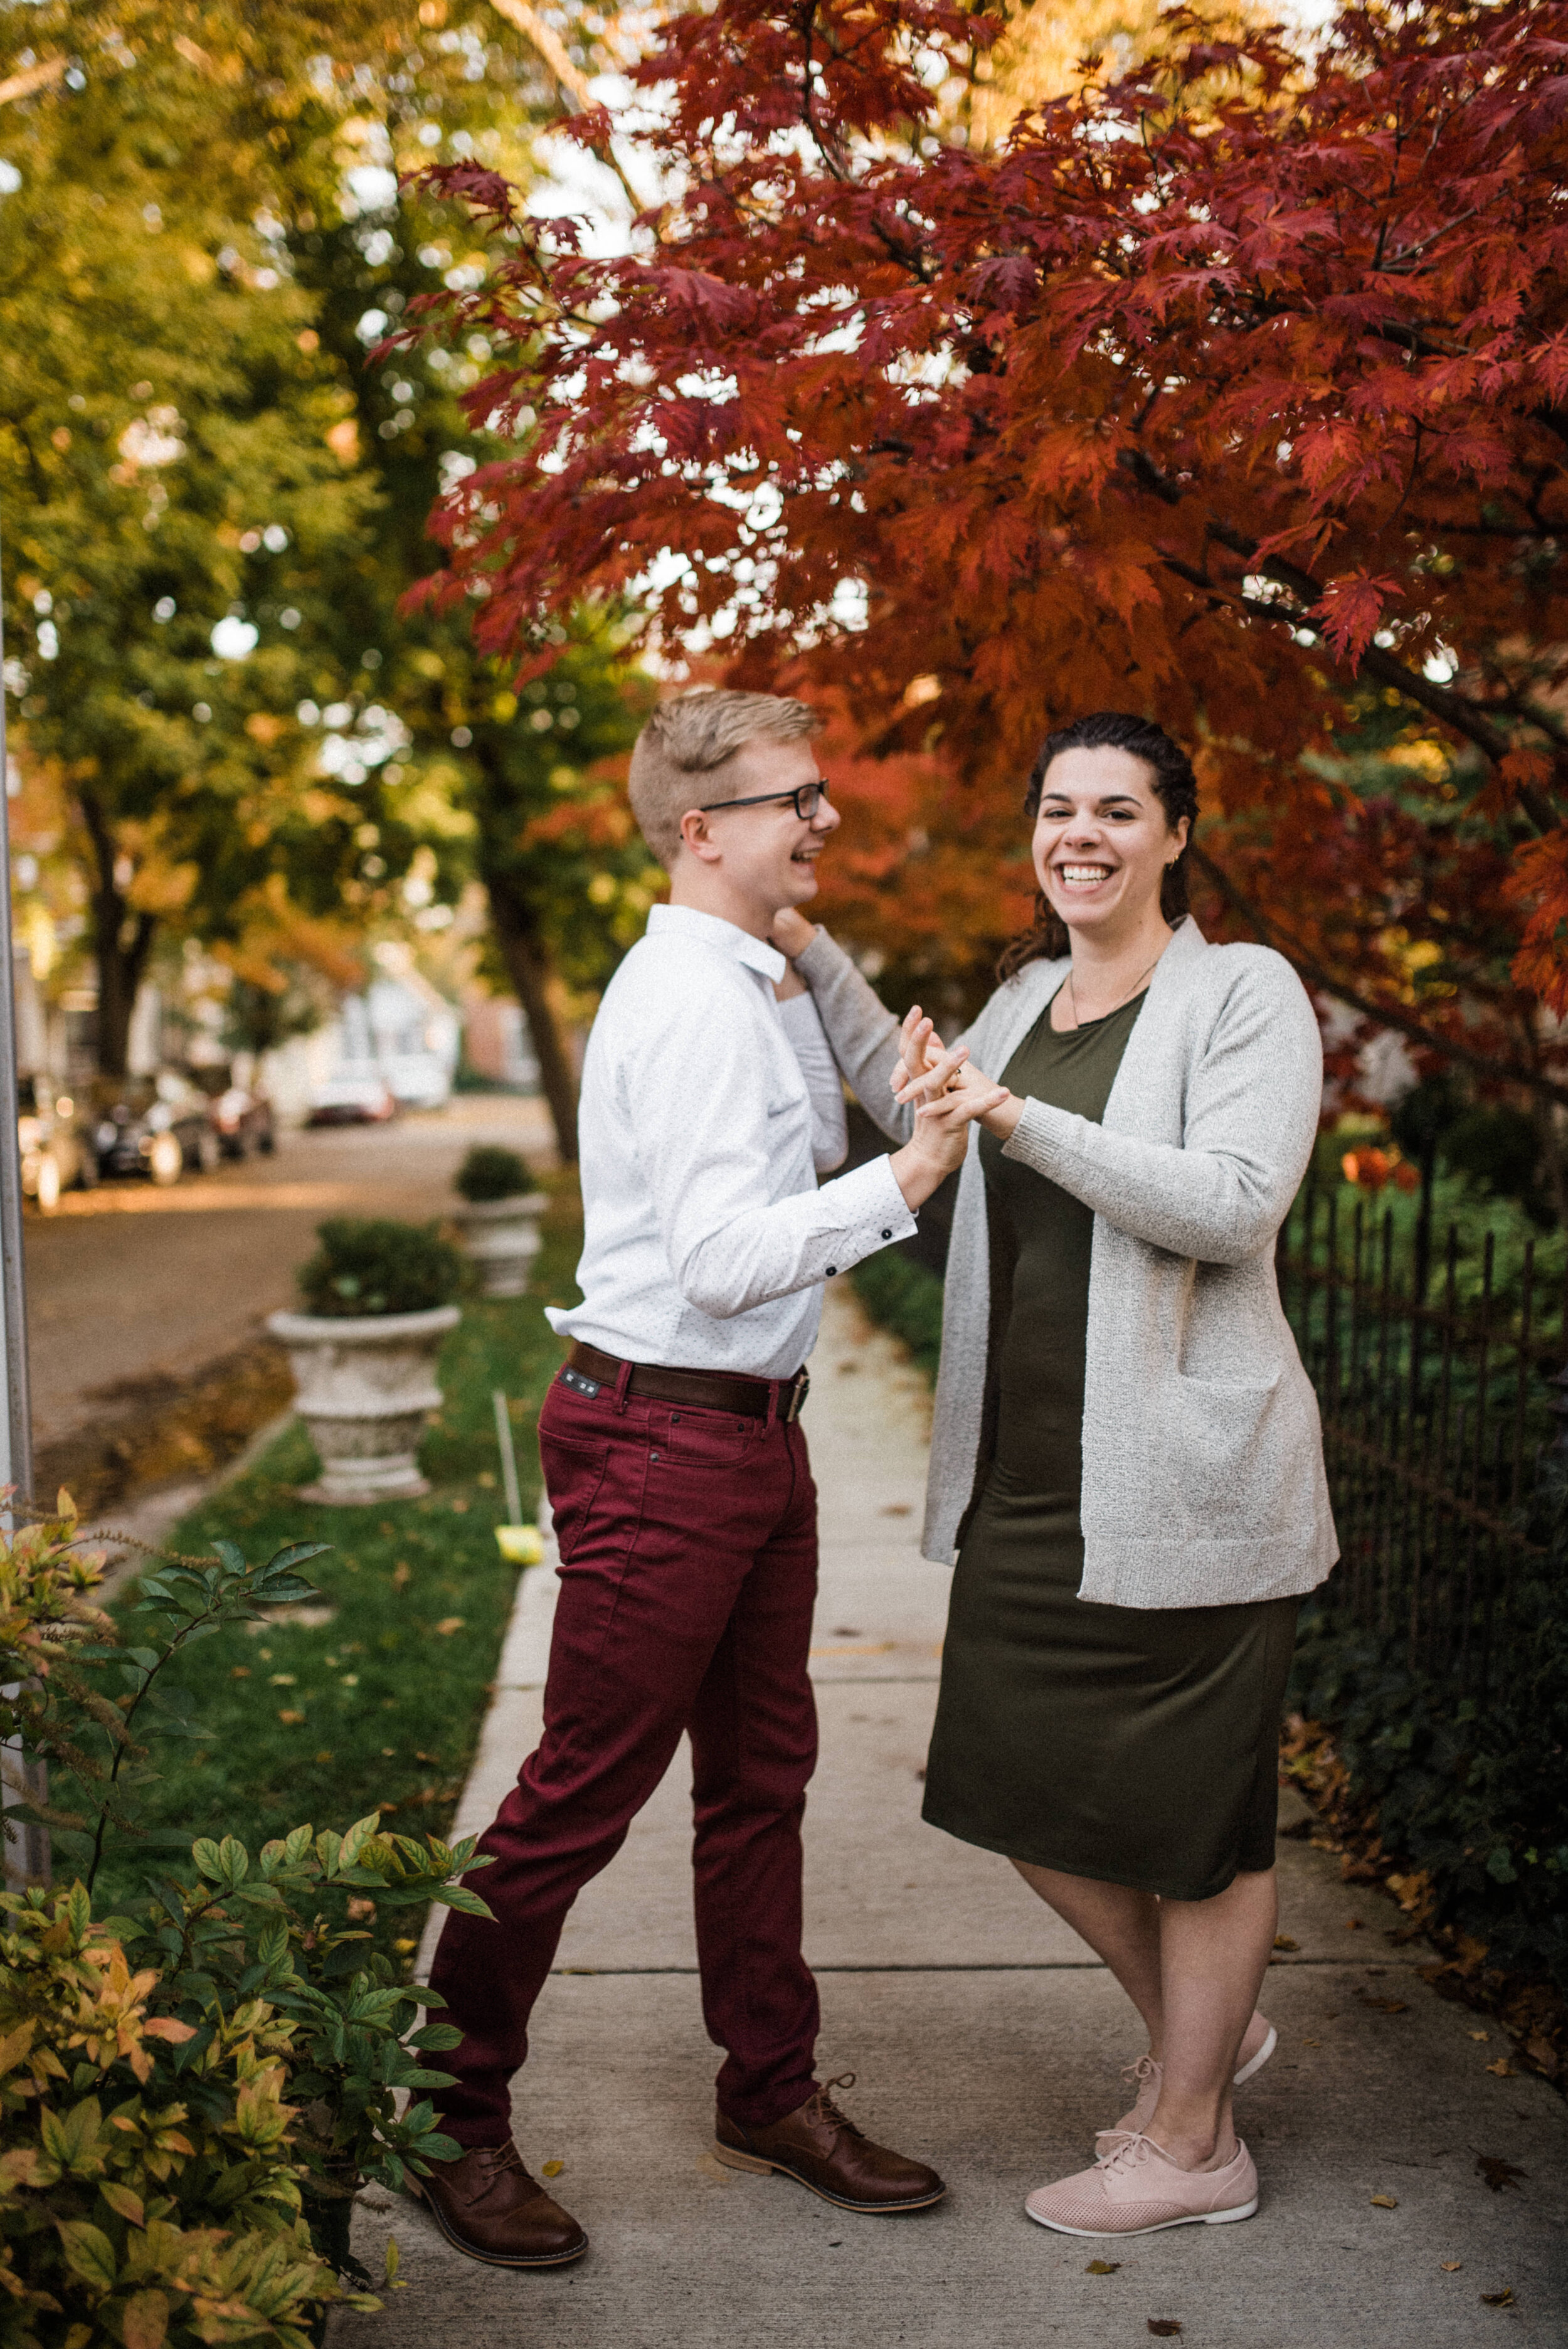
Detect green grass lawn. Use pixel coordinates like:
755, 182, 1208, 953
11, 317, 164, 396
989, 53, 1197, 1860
89, 1179, 583, 1964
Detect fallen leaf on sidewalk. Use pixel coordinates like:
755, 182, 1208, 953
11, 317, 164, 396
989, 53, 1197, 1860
541, 2160, 565, 2178
277, 1709, 305, 1724
1475, 2155, 1527, 2193
392, 1561, 411, 1588
1370, 2193, 1399, 2208
434, 1616, 465, 1635
1441, 2262, 1463, 2272
1485, 2059, 1516, 2077
1468, 2030, 1490, 2042
1273, 1934, 1299, 1951
1344, 1916, 1364, 1930
1303, 2038, 1321, 2047
1147, 2322, 1182, 2338
1084, 2259, 1120, 2274
1481, 2288, 1516, 2308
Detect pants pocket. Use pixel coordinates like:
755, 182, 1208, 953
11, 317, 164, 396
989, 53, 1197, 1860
539, 1433, 610, 1565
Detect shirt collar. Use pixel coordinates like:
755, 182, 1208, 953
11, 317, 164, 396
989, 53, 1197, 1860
647, 901, 787, 985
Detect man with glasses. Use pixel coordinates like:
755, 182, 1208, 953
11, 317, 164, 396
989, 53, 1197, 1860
418, 689, 990, 2268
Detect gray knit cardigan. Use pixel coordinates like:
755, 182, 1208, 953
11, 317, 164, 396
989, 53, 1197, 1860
797, 915, 1338, 1609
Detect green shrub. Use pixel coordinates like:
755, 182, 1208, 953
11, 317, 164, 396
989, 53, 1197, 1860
849, 1251, 944, 1381
1, 1502, 495, 2318
295, 1219, 464, 1318
0, 1882, 370, 2346
454, 1145, 530, 1204
1290, 1466, 1568, 1992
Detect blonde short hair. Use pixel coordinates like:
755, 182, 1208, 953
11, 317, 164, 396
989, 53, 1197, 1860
628, 689, 822, 867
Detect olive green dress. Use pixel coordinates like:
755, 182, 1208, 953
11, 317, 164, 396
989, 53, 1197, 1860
921, 992, 1299, 1902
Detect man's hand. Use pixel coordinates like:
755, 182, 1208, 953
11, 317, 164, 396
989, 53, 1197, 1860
897, 1052, 1023, 1143
887, 1037, 1008, 1208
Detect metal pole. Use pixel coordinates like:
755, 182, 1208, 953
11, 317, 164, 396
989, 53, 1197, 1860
0, 530, 47, 1890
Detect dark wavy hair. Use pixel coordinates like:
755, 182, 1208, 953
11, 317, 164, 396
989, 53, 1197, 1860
997, 712, 1200, 982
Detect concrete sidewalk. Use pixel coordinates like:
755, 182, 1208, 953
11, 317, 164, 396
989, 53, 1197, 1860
337, 1283, 1568, 2348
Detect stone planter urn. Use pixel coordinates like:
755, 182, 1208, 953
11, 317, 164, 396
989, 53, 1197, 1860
266, 1304, 462, 1504
452, 1193, 546, 1299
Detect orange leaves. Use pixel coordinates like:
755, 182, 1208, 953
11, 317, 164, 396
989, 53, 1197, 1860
1310, 571, 1403, 665
1340, 1147, 1419, 1196
392, 0, 1568, 1038
1504, 829, 1568, 1016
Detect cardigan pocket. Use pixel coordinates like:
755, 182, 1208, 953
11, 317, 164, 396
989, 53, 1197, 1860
1172, 1368, 1284, 1528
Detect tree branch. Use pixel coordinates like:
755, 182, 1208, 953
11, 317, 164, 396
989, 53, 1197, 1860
482, 0, 647, 216
1118, 448, 1563, 831
0, 53, 65, 107
1187, 842, 1568, 1110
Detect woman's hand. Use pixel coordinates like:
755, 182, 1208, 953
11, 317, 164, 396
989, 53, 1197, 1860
770, 907, 818, 960
896, 1052, 1024, 1142
887, 1033, 1007, 1206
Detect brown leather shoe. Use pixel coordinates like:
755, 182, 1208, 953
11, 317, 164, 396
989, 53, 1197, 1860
410, 2140, 588, 2267
713, 2073, 946, 2214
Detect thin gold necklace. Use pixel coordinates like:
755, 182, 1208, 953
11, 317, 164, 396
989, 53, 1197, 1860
1064, 948, 1162, 1031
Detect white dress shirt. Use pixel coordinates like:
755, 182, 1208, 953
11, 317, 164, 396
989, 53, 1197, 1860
777, 989, 850, 1174
546, 903, 915, 1378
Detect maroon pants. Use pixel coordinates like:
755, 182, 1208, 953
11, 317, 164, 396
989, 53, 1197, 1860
427, 1368, 822, 2146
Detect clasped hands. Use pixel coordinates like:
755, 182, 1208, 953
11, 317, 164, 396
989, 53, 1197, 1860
892, 1007, 1023, 1152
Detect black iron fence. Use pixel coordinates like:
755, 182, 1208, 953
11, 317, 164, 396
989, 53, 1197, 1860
1278, 1178, 1565, 1697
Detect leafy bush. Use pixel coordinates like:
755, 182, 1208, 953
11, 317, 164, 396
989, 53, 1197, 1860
1, 1881, 363, 2347
1289, 1464, 1568, 1993
849, 1250, 944, 1381
295, 1219, 464, 1318
1, 1500, 496, 2325
453, 1145, 530, 1204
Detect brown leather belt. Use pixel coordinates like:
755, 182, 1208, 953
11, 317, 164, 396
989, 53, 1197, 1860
563, 1341, 810, 1424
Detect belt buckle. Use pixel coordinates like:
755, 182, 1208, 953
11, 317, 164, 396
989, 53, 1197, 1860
783, 1370, 809, 1424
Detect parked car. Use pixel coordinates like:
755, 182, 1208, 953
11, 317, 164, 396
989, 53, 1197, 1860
18, 1079, 98, 1211
306, 1068, 398, 1127
93, 1073, 218, 1184
378, 1051, 452, 1111
194, 1068, 277, 1160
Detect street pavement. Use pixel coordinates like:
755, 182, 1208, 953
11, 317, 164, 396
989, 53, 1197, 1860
23, 1095, 553, 1451
336, 1282, 1568, 2349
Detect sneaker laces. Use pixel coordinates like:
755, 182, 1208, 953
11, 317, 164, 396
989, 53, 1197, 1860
1095, 2130, 1165, 2176
1118, 2052, 1160, 2090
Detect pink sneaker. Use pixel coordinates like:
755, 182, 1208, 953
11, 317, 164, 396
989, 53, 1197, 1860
1027, 2133, 1259, 2237
1094, 2016, 1276, 2153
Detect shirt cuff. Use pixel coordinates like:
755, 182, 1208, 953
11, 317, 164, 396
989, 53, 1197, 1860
808, 1153, 916, 1280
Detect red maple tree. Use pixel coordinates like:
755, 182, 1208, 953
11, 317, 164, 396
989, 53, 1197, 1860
393, 0, 1568, 1107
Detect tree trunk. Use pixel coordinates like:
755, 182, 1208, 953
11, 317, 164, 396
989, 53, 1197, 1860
77, 790, 156, 1080
484, 869, 580, 1164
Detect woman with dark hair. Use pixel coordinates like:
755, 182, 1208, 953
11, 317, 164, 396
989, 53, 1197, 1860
893, 710, 1335, 2235
775, 710, 1334, 2238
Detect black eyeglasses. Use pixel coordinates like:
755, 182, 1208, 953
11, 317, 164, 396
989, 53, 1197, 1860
697, 778, 832, 821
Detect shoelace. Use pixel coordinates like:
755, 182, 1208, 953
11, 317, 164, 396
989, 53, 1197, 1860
1118, 2052, 1160, 2090
808, 2071, 864, 2138
470, 2142, 531, 2202
1094, 2130, 1165, 2175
